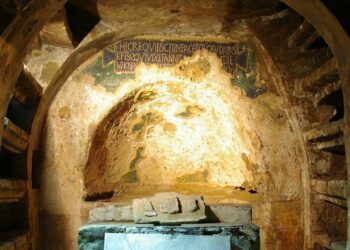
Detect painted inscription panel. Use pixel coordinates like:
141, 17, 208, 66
82, 38, 264, 97
103, 39, 253, 78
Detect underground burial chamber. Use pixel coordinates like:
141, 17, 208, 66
57, 35, 304, 249
17, 1, 346, 249
3, 1, 348, 249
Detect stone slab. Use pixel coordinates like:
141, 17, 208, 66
88, 205, 133, 223
104, 233, 230, 250
78, 223, 259, 250
133, 192, 206, 224
88, 204, 252, 224
208, 205, 252, 224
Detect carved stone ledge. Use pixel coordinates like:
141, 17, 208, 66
133, 192, 206, 224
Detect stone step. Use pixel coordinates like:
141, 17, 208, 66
13, 67, 42, 104
305, 120, 344, 154
2, 117, 28, 154
313, 233, 346, 250
311, 179, 347, 199
0, 179, 26, 203
304, 119, 343, 141
294, 57, 339, 95
314, 135, 344, 154
315, 194, 347, 208
0, 232, 29, 250
288, 20, 315, 48
312, 80, 341, 106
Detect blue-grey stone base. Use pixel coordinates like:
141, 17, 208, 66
78, 223, 259, 250
104, 233, 231, 250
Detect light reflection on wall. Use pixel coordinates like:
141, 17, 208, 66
85, 50, 255, 193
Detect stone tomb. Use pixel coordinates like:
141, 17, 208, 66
133, 192, 206, 224
80, 193, 259, 249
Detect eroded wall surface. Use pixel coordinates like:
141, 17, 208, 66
40, 36, 304, 249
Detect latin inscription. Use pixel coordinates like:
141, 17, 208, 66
103, 39, 254, 77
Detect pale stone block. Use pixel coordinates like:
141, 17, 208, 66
88, 205, 133, 223
209, 205, 252, 224
104, 233, 230, 250
143, 201, 157, 217
133, 192, 206, 224
159, 197, 180, 214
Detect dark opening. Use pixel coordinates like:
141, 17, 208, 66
321, 0, 350, 36
319, 89, 344, 122
65, 1, 100, 46
6, 97, 40, 133
0, 147, 27, 179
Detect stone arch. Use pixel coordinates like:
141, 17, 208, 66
0, 0, 348, 249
